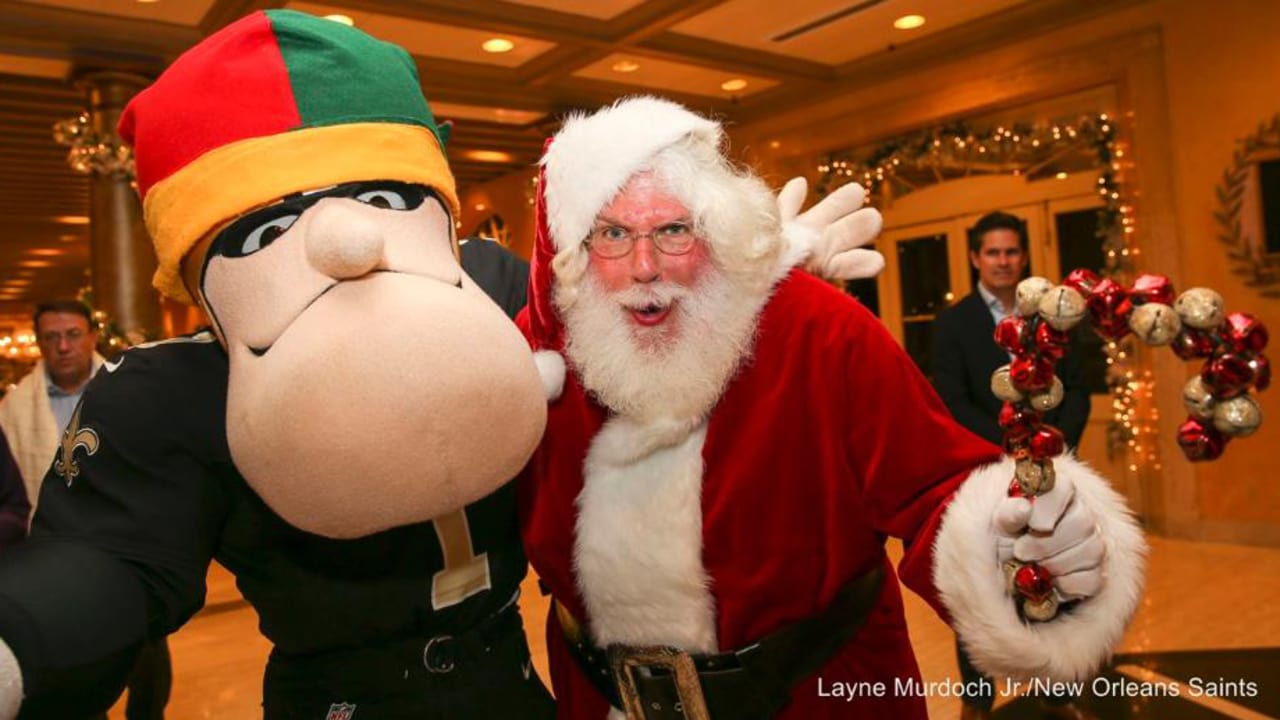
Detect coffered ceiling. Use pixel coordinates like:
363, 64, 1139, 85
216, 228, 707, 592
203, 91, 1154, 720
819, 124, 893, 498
0, 0, 1127, 326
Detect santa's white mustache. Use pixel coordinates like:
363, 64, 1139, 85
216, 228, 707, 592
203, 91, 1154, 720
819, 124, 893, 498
608, 282, 690, 311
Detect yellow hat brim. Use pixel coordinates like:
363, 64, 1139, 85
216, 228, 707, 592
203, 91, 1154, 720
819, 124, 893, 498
144, 122, 459, 304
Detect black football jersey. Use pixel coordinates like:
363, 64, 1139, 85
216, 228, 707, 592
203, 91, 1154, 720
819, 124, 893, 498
0, 241, 532, 703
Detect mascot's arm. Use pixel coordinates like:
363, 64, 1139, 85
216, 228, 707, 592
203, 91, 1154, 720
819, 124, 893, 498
0, 348, 228, 718
839, 303, 1145, 682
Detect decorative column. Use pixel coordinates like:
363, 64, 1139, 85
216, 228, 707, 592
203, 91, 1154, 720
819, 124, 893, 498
54, 70, 160, 341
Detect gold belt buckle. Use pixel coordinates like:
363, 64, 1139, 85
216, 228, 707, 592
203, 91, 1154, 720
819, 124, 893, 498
608, 645, 711, 720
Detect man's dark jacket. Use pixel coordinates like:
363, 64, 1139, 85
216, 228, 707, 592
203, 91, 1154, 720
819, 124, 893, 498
931, 291, 1090, 447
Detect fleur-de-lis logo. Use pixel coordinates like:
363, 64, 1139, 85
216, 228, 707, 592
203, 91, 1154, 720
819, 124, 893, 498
54, 402, 99, 487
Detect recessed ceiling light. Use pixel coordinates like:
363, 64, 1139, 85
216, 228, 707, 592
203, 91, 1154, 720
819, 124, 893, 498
463, 150, 514, 163
482, 38, 515, 54
721, 78, 748, 92
1056, 172, 1069, 180
768, 140, 782, 149
893, 14, 926, 30
28, 248, 63, 256
17, 260, 52, 268
324, 14, 354, 26
136, 0, 160, 4
474, 203, 487, 212
611, 60, 640, 73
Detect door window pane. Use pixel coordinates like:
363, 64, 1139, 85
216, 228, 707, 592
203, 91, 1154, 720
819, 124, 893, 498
1054, 208, 1108, 395
896, 233, 950, 374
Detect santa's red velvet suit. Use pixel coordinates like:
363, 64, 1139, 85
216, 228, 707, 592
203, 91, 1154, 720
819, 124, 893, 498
518, 96, 1146, 720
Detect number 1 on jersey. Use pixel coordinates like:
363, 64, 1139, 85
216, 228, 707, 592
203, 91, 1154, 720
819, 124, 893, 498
431, 509, 492, 610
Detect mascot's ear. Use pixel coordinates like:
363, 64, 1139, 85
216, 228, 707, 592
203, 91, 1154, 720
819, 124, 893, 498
533, 349, 565, 400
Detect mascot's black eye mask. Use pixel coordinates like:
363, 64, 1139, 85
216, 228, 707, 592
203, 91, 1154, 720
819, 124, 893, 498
208, 181, 439, 260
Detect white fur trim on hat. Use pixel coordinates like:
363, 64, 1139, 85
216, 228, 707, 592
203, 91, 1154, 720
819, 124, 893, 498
541, 96, 722, 253
933, 455, 1146, 682
532, 349, 566, 401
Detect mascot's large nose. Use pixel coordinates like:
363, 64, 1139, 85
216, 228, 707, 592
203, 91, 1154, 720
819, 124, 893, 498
305, 201, 386, 279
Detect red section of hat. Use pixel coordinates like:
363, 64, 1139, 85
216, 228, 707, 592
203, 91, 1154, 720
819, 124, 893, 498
118, 11, 302, 198
527, 136, 564, 353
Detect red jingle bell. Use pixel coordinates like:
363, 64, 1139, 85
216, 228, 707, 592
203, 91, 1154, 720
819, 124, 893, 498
1221, 312, 1269, 354
1249, 354, 1271, 392
994, 316, 1027, 355
1034, 322, 1071, 360
1201, 354, 1255, 399
1086, 278, 1133, 340
1030, 427, 1066, 460
1177, 416, 1228, 461
1064, 268, 1101, 298
1013, 563, 1054, 602
1171, 326, 1216, 360
1129, 273, 1176, 307
999, 402, 1042, 438
1009, 355, 1055, 393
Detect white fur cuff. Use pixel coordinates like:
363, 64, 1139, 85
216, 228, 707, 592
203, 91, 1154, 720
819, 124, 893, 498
933, 455, 1147, 681
533, 349, 566, 401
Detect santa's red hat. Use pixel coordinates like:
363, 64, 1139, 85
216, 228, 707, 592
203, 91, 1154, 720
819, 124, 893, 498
526, 96, 723, 399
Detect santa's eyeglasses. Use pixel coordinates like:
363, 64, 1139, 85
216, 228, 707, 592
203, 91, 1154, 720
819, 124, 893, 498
584, 220, 698, 259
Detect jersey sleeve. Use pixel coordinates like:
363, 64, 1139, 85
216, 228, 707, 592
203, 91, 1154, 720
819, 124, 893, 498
0, 342, 230, 707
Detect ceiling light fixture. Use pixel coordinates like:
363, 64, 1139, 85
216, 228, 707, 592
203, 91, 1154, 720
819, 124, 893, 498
611, 60, 640, 73
893, 14, 926, 30
324, 14, 354, 26
482, 38, 515, 54
463, 150, 514, 163
17, 260, 52, 268
721, 78, 748, 92
1056, 172, 1069, 180
28, 248, 63, 256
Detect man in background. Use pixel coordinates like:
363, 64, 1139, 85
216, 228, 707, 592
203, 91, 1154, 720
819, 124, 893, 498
0, 300, 103, 516
931, 210, 1092, 720
0, 300, 169, 720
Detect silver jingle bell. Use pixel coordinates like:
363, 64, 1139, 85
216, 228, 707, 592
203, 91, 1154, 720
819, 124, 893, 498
1212, 394, 1262, 438
991, 364, 1025, 403
1037, 286, 1087, 332
1130, 302, 1182, 346
1182, 376, 1215, 421
1016, 277, 1054, 318
1174, 287, 1225, 330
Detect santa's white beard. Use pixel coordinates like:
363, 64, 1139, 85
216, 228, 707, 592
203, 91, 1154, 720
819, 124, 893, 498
562, 268, 768, 424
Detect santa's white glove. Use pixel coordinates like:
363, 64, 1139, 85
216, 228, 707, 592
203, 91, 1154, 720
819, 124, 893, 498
777, 177, 885, 280
993, 470, 1107, 601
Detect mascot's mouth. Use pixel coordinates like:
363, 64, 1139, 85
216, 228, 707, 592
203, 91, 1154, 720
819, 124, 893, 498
247, 270, 463, 357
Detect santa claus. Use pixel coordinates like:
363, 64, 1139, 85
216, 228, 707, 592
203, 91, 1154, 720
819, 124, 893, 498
518, 97, 1147, 719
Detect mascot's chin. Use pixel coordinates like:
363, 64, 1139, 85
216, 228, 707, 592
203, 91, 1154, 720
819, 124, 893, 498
224, 272, 546, 538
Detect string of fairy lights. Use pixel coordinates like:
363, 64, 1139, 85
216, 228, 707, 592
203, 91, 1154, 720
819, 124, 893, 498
815, 113, 1158, 474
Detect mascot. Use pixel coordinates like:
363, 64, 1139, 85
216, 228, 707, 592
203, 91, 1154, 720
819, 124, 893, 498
0, 11, 550, 719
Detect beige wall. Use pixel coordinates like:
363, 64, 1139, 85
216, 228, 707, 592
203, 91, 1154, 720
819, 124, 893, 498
457, 167, 538, 261
1155, 0, 1280, 539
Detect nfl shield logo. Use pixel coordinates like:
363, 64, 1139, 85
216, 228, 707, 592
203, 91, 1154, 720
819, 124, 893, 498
325, 703, 356, 720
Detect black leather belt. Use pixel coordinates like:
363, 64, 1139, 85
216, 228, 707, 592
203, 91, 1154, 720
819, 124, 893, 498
557, 566, 885, 720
